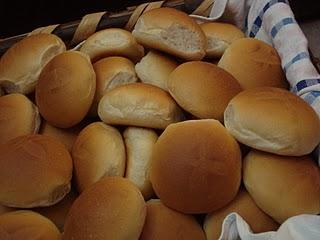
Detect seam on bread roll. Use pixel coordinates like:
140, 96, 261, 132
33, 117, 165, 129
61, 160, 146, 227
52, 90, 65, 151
0, 34, 66, 94
98, 83, 184, 129
124, 127, 158, 199
135, 51, 177, 91
80, 28, 144, 63
132, 8, 206, 60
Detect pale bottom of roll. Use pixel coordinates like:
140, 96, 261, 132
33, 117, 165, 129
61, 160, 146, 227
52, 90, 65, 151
219, 213, 320, 240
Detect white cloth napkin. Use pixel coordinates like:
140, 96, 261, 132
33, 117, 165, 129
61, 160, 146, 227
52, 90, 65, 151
192, 1, 320, 239
219, 213, 320, 240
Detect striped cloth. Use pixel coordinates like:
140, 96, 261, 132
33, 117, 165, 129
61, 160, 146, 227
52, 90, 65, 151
192, 0, 320, 164
192, 1, 320, 239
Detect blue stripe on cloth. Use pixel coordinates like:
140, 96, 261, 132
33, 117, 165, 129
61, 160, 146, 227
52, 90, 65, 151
291, 79, 320, 93
302, 91, 320, 105
249, 0, 289, 38
271, 17, 296, 38
284, 52, 309, 73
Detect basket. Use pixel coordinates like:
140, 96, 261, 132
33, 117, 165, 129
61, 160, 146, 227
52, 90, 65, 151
0, 0, 319, 239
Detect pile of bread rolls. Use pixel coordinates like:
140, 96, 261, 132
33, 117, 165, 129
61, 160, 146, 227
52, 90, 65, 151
0, 7, 319, 240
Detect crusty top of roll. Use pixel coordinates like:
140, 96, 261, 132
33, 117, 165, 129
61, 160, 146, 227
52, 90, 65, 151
168, 61, 242, 121
218, 38, 287, 89
200, 22, 245, 58
0, 93, 40, 144
243, 150, 320, 223
98, 83, 184, 129
132, 8, 206, 61
0, 134, 72, 208
80, 28, 144, 62
140, 199, 206, 240
0, 210, 61, 240
90, 56, 138, 116
63, 177, 146, 240
36, 51, 96, 128
204, 189, 279, 240
224, 87, 320, 156
135, 51, 178, 91
0, 33, 66, 94
72, 122, 126, 193
150, 119, 242, 214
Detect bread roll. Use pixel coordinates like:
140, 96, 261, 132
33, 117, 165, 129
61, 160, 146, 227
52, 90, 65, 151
218, 38, 287, 89
168, 61, 242, 121
90, 56, 138, 116
224, 87, 320, 156
98, 83, 184, 129
0, 134, 72, 208
80, 28, 144, 62
34, 190, 78, 231
135, 51, 178, 91
200, 22, 244, 58
124, 127, 158, 200
243, 150, 320, 223
204, 189, 279, 239
0, 33, 66, 94
140, 199, 206, 240
40, 121, 80, 152
150, 119, 242, 214
72, 122, 126, 192
0, 93, 40, 144
63, 177, 146, 240
36, 51, 96, 128
0, 211, 61, 239
132, 8, 206, 61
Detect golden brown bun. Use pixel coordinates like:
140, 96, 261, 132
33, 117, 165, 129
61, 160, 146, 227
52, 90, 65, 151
200, 22, 245, 58
80, 28, 144, 62
36, 51, 96, 128
218, 38, 287, 89
124, 127, 158, 200
0, 93, 41, 144
140, 199, 206, 240
72, 122, 126, 192
150, 119, 242, 214
90, 56, 138, 116
168, 61, 242, 121
224, 87, 320, 156
132, 8, 206, 61
63, 177, 146, 240
135, 51, 178, 91
40, 121, 81, 152
244, 150, 320, 224
204, 189, 279, 239
0, 33, 66, 94
34, 190, 78, 231
98, 83, 184, 129
0, 134, 72, 208
0, 210, 61, 239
